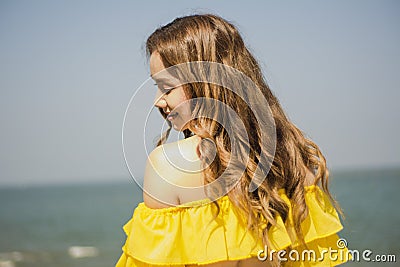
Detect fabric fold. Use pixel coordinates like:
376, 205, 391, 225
116, 185, 349, 267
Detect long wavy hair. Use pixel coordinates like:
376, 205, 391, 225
146, 14, 341, 266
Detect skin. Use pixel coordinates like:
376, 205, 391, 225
143, 52, 273, 267
143, 52, 207, 208
150, 51, 192, 131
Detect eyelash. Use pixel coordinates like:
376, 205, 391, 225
154, 83, 174, 94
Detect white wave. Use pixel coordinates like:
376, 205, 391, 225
68, 246, 99, 258
0, 251, 23, 262
0, 261, 15, 267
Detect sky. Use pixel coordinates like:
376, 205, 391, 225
0, 1, 399, 186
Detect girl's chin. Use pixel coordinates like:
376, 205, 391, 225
172, 121, 189, 132
172, 124, 187, 131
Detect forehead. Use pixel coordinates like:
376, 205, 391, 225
149, 52, 165, 77
149, 52, 181, 85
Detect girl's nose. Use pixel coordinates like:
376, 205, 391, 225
154, 95, 167, 108
154, 88, 166, 107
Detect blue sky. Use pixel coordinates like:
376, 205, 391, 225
0, 1, 399, 186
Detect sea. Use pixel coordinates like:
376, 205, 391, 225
0, 168, 399, 267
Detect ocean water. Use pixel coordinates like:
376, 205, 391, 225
0, 168, 399, 267
0, 182, 141, 267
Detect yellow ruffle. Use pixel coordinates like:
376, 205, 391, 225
116, 185, 349, 266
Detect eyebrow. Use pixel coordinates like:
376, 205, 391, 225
150, 70, 183, 87
150, 75, 176, 84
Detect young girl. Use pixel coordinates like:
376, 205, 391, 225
117, 14, 349, 267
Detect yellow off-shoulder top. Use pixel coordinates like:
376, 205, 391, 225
116, 185, 349, 266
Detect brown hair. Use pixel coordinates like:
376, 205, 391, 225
146, 13, 341, 266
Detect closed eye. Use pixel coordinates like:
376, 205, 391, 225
154, 83, 176, 94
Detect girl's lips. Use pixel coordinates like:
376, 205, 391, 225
167, 112, 178, 120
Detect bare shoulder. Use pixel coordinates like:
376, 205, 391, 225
143, 135, 203, 208
148, 135, 201, 174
